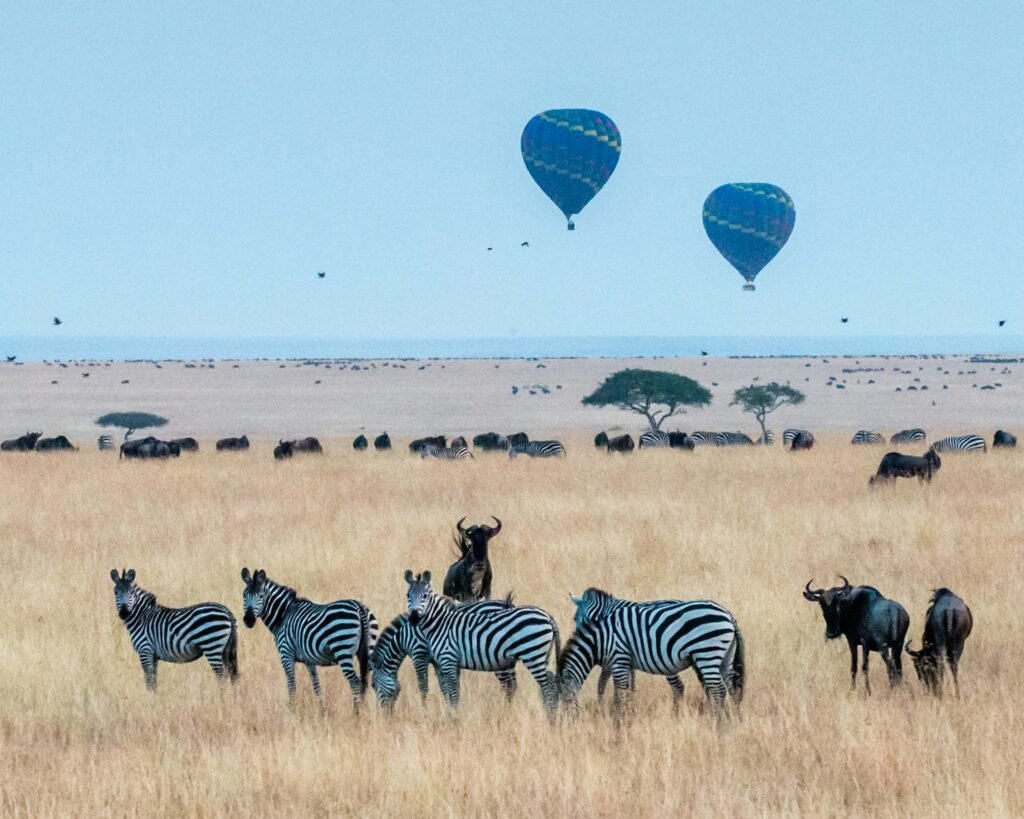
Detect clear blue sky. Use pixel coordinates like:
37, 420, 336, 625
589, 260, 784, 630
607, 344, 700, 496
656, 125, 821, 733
2, 3, 1022, 341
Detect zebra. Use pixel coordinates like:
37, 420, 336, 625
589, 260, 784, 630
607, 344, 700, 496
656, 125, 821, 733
97, 434, 114, 451
930, 434, 986, 453
403, 570, 560, 717
851, 430, 884, 445
559, 595, 743, 719
241, 568, 378, 711
715, 431, 755, 446
370, 601, 518, 712
420, 442, 472, 460
110, 569, 238, 690
689, 431, 718, 446
783, 428, 809, 447
890, 428, 926, 444
508, 440, 566, 458
638, 431, 670, 449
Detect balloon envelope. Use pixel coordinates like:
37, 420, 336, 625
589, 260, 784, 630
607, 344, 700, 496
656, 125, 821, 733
702, 183, 795, 289
521, 109, 621, 229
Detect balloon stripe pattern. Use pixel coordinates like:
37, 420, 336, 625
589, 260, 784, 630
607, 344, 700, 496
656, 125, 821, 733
703, 183, 796, 287
521, 109, 621, 228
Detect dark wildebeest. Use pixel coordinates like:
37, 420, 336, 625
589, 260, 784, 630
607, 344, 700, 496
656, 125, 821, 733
993, 430, 1017, 449
905, 588, 973, 698
409, 435, 446, 454
216, 435, 249, 451
506, 432, 529, 448
274, 440, 293, 459
668, 431, 695, 450
374, 432, 392, 451
606, 434, 635, 453
1, 431, 42, 451
594, 431, 609, 449
473, 432, 509, 452
450, 436, 468, 449
443, 516, 502, 602
292, 437, 323, 454
789, 430, 815, 451
868, 449, 941, 486
353, 434, 368, 451
120, 437, 157, 459
803, 576, 910, 693
170, 437, 199, 453
36, 435, 78, 452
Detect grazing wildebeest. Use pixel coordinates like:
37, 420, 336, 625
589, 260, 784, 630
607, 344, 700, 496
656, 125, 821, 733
293, 437, 323, 454
905, 588, 973, 698
506, 432, 529, 448
353, 434, 368, 451
35, 435, 78, 452
993, 430, 1017, 449
605, 434, 635, 453
789, 430, 815, 451
170, 437, 199, 453
274, 440, 294, 460
374, 432, 392, 451
594, 431, 609, 449
668, 431, 695, 450
803, 577, 910, 693
409, 435, 446, 454
216, 435, 249, 451
473, 432, 510, 452
1, 431, 42, 451
443, 516, 501, 602
121, 437, 175, 459
868, 449, 941, 485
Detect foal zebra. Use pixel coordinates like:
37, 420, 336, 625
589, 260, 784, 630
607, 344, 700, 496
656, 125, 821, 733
241, 568, 378, 711
404, 570, 560, 717
508, 440, 566, 458
851, 430, 884, 445
931, 434, 987, 453
890, 428, 926, 444
420, 442, 472, 460
110, 569, 238, 690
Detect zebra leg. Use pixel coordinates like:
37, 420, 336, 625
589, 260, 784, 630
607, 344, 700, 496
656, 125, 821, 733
596, 666, 610, 702
692, 653, 727, 719
610, 663, 633, 721
667, 675, 685, 714
306, 664, 323, 700
337, 655, 364, 714
280, 654, 297, 705
495, 668, 517, 701
436, 662, 460, 709
140, 653, 158, 691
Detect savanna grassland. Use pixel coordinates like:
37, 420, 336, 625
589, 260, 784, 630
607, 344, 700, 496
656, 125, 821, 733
2, 438, 1022, 817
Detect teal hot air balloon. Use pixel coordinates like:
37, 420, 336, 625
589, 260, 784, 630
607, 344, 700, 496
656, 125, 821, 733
521, 109, 621, 230
702, 183, 796, 290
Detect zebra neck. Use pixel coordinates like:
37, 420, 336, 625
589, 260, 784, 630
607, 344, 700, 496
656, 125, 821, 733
260, 583, 298, 632
126, 590, 158, 625
418, 595, 455, 633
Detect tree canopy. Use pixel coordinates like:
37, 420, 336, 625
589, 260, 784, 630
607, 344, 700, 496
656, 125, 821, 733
730, 382, 805, 442
94, 411, 169, 430
581, 369, 712, 431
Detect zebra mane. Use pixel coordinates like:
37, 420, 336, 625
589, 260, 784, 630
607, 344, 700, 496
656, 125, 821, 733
583, 587, 615, 602
370, 615, 409, 668
557, 620, 600, 675
135, 587, 157, 609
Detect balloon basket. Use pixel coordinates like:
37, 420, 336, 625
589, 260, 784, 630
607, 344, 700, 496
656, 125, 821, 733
567, 220, 575, 231
742, 283, 756, 291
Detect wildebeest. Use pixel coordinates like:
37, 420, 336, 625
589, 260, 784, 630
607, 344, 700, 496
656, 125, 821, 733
605, 434, 634, 453
473, 432, 510, 452
273, 440, 293, 459
120, 437, 177, 459
905, 588, 973, 698
869, 449, 941, 485
374, 432, 392, 451
789, 430, 815, 451
353, 434, 368, 451
443, 516, 501, 602
803, 577, 910, 692
1, 431, 42, 451
409, 435, 446, 454
594, 431, 609, 449
667, 431, 695, 450
169, 437, 199, 453
506, 432, 529, 448
993, 429, 1017, 448
450, 436, 468, 449
293, 437, 323, 454
35, 435, 78, 452
216, 435, 249, 451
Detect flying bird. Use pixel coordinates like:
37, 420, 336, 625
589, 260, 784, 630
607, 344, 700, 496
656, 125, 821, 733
82, 372, 89, 378
317, 272, 326, 279
841, 317, 849, 323
700, 350, 708, 356
486, 247, 493, 251
521, 241, 530, 247
52, 317, 62, 326
998, 320, 1006, 327
5, 355, 15, 362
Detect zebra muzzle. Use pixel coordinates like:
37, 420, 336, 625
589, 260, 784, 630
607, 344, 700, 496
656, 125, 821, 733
243, 611, 256, 628
118, 606, 129, 620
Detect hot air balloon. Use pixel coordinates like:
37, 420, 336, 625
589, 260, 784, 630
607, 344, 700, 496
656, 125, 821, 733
521, 109, 621, 230
702, 183, 795, 290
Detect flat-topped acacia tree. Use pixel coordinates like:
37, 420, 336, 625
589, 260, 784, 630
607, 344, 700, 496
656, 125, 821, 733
581, 369, 713, 432
730, 383, 805, 444
95, 411, 169, 441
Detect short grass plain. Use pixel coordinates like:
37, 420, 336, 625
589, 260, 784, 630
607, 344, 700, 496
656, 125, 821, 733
2, 438, 1021, 817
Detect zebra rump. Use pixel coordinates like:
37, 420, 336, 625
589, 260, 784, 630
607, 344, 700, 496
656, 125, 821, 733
930, 435, 986, 453
851, 430, 884, 445
890, 428, 926, 444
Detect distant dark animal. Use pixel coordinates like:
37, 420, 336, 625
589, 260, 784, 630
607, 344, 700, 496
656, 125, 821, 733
353, 434, 368, 451
716, 431, 755, 446
450, 436, 468, 449
931, 434, 986, 453
506, 432, 529, 448
409, 435, 446, 454
789, 430, 815, 451
667, 431, 694, 450
890, 428, 926, 444
35, 435, 78, 452
290, 437, 322, 454
120, 436, 157, 459
869, 450, 941, 485
374, 432, 391, 451
274, 440, 293, 459
783, 429, 807, 447
97, 434, 114, 451
443, 516, 501, 602
216, 435, 249, 451
851, 430, 884, 445
993, 430, 1016, 448
905, 588, 973, 698
170, 437, 199, 453
53, 317, 62, 326
5, 355, 14, 362
605, 434, 635, 453
473, 432, 510, 452
508, 440, 565, 459
803, 577, 910, 693
593, 431, 609, 449
1, 431, 43, 451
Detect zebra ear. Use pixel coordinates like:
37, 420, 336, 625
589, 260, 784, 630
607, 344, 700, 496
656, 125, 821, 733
241, 568, 251, 583
404, 570, 414, 584
110, 569, 119, 583
254, 569, 266, 583
570, 594, 584, 606
125, 569, 136, 583
422, 570, 431, 584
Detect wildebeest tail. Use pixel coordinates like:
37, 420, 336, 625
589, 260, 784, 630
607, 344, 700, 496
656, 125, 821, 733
357, 603, 378, 692
728, 625, 745, 704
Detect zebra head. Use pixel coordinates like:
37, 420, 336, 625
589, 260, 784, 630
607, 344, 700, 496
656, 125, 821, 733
369, 618, 407, 711
241, 567, 268, 628
569, 587, 613, 625
109, 568, 138, 620
404, 570, 433, 625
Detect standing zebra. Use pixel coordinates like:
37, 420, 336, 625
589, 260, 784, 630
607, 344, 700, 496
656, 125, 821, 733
110, 569, 238, 690
931, 434, 986, 453
638, 430, 670, 449
689, 431, 718, 446
403, 570, 560, 717
421, 441, 472, 460
890, 428, 926, 444
97, 434, 114, 451
783, 429, 810, 447
241, 568, 378, 711
851, 430, 885, 445
508, 440, 566, 458
559, 593, 743, 718
756, 430, 776, 445
715, 431, 755, 446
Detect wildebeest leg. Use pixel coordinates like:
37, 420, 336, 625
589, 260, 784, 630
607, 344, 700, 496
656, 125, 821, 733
891, 645, 903, 686
847, 637, 859, 691
862, 648, 872, 695
948, 647, 961, 699
882, 647, 897, 687
140, 653, 158, 691
666, 675, 685, 714
495, 668, 517, 701
337, 655, 363, 713
280, 654, 297, 705
305, 664, 323, 699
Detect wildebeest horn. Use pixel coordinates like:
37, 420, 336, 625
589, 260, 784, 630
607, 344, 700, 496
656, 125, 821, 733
803, 580, 822, 600
456, 516, 468, 535
837, 575, 851, 591
905, 641, 920, 657
487, 516, 502, 536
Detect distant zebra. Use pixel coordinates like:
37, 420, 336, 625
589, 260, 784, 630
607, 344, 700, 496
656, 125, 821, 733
890, 428, 926, 444
421, 442, 472, 460
638, 431, 669, 448
690, 431, 718, 446
241, 568, 378, 711
716, 431, 755, 446
931, 435, 986, 454
851, 430, 884, 445
757, 430, 776, 445
110, 569, 238, 690
783, 429, 808, 447
508, 440, 565, 459
404, 570, 560, 717
97, 434, 114, 451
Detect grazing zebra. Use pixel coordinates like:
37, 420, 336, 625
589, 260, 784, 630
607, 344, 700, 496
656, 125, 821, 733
851, 430, 884, 445
508, 440, 566, 458
559, 594, 743, 718
97, 434, 114, 451
370, 603, 518, 711
931, 434, 986, 453
715, 431, 755, 446
783, 428, 810, 447
639, 430, 670, 448
890, 428, 926, 444
756, 430, 776, 445
421, 442, 472, 460
241, 568, 378, 711
403, 570, 560, 717
110, 569, 238, 690
689, 431, 718, 446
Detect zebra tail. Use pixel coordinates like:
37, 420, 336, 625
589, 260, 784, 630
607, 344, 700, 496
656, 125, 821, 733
225, 620, 239, 680
728, 625, 745, 705
357, 604, 378, 692
549, 616, 563, 699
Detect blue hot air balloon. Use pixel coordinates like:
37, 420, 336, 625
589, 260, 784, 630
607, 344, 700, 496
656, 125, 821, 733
702, 183, 796, 290
521, 109, 621, 230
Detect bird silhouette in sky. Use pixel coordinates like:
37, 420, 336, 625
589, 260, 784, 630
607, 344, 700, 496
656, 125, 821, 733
841, 317, 849, 323
521, 241, 530, 247
5, 355, 15, 362
486, 247, 493, 251
53, 317, 63, 326
317, 271, 326, 279
700, 350, 708, 356
998, 320, 1006, 327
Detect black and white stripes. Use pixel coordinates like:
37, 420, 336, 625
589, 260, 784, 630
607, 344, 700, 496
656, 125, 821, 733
851, 430, 884, 445
890, 428, 926, 444
508, 440, 566, 458
930, 434, 986, 453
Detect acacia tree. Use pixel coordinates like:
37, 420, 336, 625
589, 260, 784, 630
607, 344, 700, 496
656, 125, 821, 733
730, 383, 805, 444
95, 411, 169, 441
581, 369, 712, 431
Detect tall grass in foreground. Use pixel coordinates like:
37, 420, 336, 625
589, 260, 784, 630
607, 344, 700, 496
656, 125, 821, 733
1, 438, 1021, 817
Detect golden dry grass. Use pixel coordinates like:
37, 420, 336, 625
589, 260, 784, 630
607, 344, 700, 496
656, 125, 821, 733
2, 438, 1021, 817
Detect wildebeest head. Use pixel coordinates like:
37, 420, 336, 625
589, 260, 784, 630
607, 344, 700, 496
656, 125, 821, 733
404, 569, 433, 625
109, 568, 138, 620
904, 641, 942, 694
240, 567, 268, 627
454, 516, 502, 565
274, 440, 294, 459
803, 576, 853, 639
